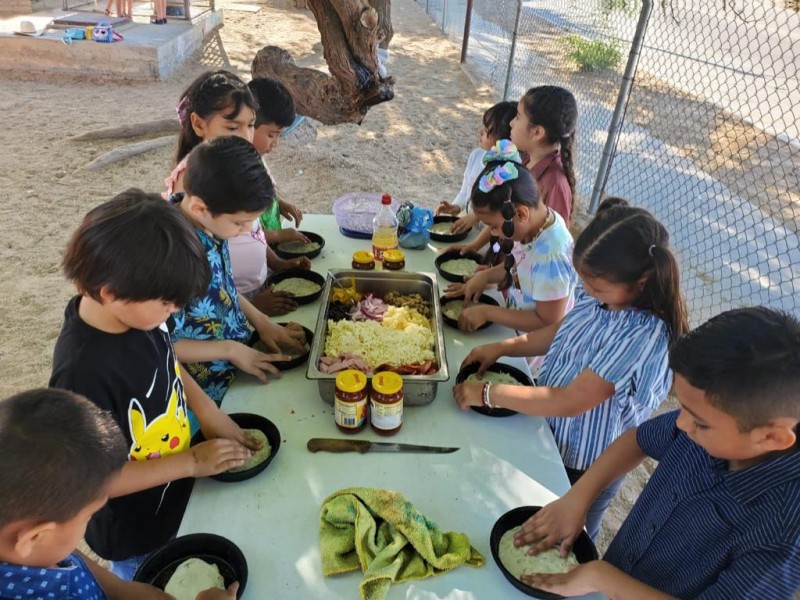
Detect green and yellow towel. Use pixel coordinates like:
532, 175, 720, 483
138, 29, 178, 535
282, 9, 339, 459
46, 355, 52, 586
320, 487, 484, 600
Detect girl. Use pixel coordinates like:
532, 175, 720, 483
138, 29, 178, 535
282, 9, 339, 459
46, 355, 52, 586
454, 198, 689, 539
450, 86, 578, 256
166, 70, 307, 316
436, 101, 516, 235
446, 141, 577, 365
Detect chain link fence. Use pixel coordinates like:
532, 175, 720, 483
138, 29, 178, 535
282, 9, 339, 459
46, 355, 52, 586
415, 0, 799, 324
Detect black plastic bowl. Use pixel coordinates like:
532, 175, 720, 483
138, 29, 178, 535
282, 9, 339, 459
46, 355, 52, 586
456, 361, 533, 417
265, 268, 325, 305
429, 215, 471, 243
272, 230, 325, 260
194, 413, 281, 482
490, 506, 599, 599
270, 323, 313, 371
133, 533, 247, 598
439, 294, 500, 331
434, 250, 484, 283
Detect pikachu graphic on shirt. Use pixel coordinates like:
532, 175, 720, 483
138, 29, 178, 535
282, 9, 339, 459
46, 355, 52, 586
127, 361, 191, 461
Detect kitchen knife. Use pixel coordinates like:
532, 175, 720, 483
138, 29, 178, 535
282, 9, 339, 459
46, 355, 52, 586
307, 438, 459, 454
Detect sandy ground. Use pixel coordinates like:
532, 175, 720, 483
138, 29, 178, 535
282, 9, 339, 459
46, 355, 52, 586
1, 0, 634, 552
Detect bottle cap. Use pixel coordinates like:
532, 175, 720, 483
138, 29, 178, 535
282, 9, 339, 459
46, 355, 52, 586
352, 250, 375, 264
381, 193, 392, 205
372, 371, 403, 395
336, 369, 367, 394
382, 249, 405, 263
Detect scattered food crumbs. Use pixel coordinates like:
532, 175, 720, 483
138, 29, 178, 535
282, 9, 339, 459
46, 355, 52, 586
290, 409, 296, 414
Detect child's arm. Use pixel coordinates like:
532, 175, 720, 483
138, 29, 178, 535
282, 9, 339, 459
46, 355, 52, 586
462, 321, 562, 375
449, 226, 492, 255
278, 197, 303, 226
80, 550, 171, 599
459, 297, 570, 333
266, 243, 311, 272
238, 292, 306, 354
173, 339, 284, 384
265, 227, 308, 245
444, 265, 505, 302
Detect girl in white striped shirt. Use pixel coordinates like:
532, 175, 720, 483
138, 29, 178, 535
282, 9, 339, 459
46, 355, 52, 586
455, 198, 689, 538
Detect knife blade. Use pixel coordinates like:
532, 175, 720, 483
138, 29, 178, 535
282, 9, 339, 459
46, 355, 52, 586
307, 438, 459, 454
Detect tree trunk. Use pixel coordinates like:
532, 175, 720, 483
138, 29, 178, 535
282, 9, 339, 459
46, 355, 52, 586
251, 0, 394, 125
370, 0, 393, 48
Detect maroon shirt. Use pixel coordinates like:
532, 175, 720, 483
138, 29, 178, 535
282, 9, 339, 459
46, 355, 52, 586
529, 150, 573, 226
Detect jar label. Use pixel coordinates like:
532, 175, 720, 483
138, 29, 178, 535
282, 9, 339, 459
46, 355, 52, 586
370, 399, 403, 430
335, 397, 367, 428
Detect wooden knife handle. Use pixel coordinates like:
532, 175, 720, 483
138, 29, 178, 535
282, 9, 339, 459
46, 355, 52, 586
307, 438, 370, 453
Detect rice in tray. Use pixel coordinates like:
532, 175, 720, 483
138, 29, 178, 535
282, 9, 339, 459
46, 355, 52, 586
273, 278, 322, 296
324, 306, 434, 369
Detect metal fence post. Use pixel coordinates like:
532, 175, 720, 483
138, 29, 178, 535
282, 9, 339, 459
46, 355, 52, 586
503, 0, 524, 101
460, 0, 474, 63
442, 0, 448, 33
588, 0, 653, 213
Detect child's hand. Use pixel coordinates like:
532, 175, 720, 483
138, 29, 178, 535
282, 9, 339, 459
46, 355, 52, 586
272, 256, 311, 272
444, 282, 466, 298
253, 287, 298, 316
451, 213, 478, 234
461, 269, 490, 305
198, 409, 262, 452
190, 439, 252, 477
521, 562, 602, 597
461, 343, 502, 377
458, 305, 488, 332
196, 582, 240, 600
514, 496, 588, 558
435, 201, 460, 216
256, 320, 306, 355
452, 380, 484, 410
279, 200, 303, 226
279, 228, 310, 244
228, 342, 286, 383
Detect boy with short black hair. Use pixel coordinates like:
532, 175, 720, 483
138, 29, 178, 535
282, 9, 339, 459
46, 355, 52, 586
169, 136, 306, 404
50, 189, 257, 580
515, 306, 800, 599
0, 388, 236, 599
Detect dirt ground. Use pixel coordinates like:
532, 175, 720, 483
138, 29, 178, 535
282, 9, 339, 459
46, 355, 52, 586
1, 0, 637, 552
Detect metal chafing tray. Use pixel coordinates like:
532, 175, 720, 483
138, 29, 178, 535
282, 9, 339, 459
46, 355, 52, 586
306, 269, 450, 406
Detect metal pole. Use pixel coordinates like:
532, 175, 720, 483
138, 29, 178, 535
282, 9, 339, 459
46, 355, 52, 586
588, 0, 653, 213
442, 0, 449, 33
460, 0, 474, 63
503, 0, 524, 101
426, 0, 430, 12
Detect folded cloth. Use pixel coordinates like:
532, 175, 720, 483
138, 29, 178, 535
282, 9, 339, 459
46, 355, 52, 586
320, 487, 484, 600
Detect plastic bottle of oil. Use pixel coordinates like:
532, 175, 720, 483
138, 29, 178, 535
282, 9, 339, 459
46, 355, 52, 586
371, 193, 398, 263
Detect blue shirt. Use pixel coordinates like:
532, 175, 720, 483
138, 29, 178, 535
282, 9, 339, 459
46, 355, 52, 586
605, 411, 800, 599
540, 287, 672, 470
171, 228, 254, 404
0, 553, 105, 600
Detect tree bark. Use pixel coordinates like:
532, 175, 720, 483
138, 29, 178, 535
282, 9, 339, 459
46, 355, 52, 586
81, 136, 175, 171
251, 0, 394, 125
370, 0, 393, 48
68, 119, 179, 142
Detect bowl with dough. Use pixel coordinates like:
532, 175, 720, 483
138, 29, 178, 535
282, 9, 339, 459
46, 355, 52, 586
134, 533, 247, 599
193, 413, 281, 483
439, 294, 500, 331
272, 230, 325, 260
434, 249, 484, 283
490, 506, 599, 599
265, 268, 325, 305
429, 215, 471, 243
456, 362, 533, 417
269, 323, 313, 371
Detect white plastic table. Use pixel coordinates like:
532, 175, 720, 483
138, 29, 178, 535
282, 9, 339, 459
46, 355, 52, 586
178, 215, 603, 600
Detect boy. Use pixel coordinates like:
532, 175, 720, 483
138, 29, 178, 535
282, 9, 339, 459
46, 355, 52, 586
228, 77, 308, 316
169, 136, 306, 405
514, 307, 800, 599
50, 190, 257, 580
0, 388, 237, 599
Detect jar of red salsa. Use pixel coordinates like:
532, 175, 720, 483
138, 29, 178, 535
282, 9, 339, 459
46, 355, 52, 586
335, 370, 368, 433
352, 251, 376, 270
370, 371, 403, 435
382, 249, 405, 271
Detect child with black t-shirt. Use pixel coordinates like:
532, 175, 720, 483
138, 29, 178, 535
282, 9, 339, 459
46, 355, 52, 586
0, 388, 237, 599
49, 189, 260, 580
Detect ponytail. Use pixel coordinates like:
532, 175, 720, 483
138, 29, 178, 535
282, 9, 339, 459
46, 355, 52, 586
559, 132, 576, 200
574, 198, 689, 342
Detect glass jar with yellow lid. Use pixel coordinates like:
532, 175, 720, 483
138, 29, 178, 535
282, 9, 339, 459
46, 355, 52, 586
334, 369, 368, 433
382, 249, 405, 271
352, 250, 376, 270
370, 371, 403, 435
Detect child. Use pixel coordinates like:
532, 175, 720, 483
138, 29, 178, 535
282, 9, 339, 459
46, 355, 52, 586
435, 100, 516, 235
455, 198, 689, 539
445, 141, 577, 356
169, 136, 306, 407
167, 70, 307, 316
451, 86, 578, 256
0, 388, 237, 599
152, 0, 166, 23
49, 189, 258, 579
515, 307, 800, 599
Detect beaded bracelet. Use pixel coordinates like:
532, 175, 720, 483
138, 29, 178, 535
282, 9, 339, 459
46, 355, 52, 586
482, 381, 495, 409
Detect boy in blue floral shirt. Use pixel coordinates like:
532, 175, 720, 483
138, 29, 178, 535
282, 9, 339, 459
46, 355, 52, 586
170, 136, 305, 406
514, 307, 800, 599
0, 388, 236, 600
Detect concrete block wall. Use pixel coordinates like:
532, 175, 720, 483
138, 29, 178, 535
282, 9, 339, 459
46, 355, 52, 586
0, 0, 34, 16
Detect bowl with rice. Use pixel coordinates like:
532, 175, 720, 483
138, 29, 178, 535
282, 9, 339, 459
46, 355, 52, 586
439, 294, 500, 330
429, 215, 471, 243
434, 249, 484, 283
265, 269, 325, 305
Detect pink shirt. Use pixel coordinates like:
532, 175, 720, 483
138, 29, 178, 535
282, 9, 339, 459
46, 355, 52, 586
530, 150, 573, 226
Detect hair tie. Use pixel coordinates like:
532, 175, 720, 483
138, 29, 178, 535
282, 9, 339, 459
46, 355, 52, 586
483, 139, 522, 165
176, 96, 190, 124
479, 162, 519, 193
648, 244, 657, 257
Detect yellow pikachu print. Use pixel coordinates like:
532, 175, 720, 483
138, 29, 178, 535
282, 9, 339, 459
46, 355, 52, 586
127, 379, 190, 461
